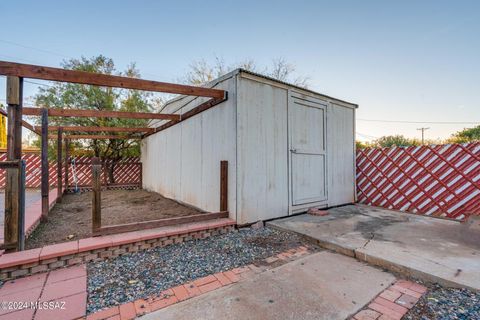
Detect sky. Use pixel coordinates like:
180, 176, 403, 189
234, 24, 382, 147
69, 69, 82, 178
0, 0, 479, 142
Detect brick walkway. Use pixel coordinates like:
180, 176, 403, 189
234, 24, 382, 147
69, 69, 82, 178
352, 279, 428, 320
0, 265, 87, 320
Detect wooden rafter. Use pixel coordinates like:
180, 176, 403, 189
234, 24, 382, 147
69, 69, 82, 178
0, 108, 39, 135
23, 107, 180, 120
144, 96, 227, 138
0, 61, 226, 98
38, 126, 153, 133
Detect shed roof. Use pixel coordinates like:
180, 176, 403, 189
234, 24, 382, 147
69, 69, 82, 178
160, 68, 358, 112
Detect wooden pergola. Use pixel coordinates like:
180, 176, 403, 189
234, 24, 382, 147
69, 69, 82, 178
0, 60, 228, 252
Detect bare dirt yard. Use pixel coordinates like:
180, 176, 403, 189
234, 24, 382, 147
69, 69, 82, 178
26, 189, 203, 249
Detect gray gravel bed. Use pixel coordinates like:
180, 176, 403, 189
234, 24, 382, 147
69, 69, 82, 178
405, 284, 480, 320
87, 227, 312, 313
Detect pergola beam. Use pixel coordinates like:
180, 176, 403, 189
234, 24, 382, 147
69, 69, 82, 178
0, 61, 226, 98
23, 107, 180, 121
66, 134, 141, 140
38, 126, 153, 133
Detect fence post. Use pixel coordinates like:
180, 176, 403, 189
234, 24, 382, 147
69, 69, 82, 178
4, 76, 23, 252
41, 108, 49, 220
57, 127, 63, 202
220, 160, 228, 212
92, 157, 102, 232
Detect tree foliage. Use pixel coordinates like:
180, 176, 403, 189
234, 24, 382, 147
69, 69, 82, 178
34, 55, 152, 182
373, 135, 420, 148
447, 125, 480, 143
183, 57, 309, 88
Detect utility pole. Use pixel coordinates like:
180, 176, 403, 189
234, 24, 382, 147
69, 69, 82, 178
417, 127, 430, 145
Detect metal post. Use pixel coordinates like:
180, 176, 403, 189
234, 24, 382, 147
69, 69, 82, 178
41, 108, 49, 220
92, 157, 102, 232
57, 127, 63, 201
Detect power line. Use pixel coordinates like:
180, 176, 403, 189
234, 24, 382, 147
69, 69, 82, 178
0, 39, 70, 59
357, 118, 480, 125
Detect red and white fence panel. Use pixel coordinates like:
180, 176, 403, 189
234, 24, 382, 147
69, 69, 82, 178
356, 142, 480, 220
0, 153, 141, 189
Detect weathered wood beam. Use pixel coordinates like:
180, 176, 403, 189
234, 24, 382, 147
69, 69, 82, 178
40, 126, 153, 133
144, 96, 227, 138
220, 161, 228, 212
5, 76, 24, 252
0, 61, 226, 98
23, 107, 180, 121
41, 108, 49, 220
93, 212, 229, 237
57, 127, 63, 202
66, 134, 141, 140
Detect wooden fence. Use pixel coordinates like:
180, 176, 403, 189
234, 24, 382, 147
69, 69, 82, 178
356, 142, 480, 220
0, 153, 141, 189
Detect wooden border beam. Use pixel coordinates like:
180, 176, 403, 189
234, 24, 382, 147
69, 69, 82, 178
0, 61, 226, 98
66, 134, 141, 140
23, 107, 180, 121
93, 212, 229, 236
39, 126, 153, 133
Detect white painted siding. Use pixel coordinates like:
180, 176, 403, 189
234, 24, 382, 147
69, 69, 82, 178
141, 69, 356, 224
236, 76, 289, 224
141, 75, 237, 218
327, 103, 356, 206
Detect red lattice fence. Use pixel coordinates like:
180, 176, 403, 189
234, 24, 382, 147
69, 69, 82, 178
0, 153, 141, 189
356, 142, 480, 220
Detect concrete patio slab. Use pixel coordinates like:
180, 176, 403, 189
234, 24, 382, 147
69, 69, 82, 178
267, 204, 480, 291
142, 251, 395, 320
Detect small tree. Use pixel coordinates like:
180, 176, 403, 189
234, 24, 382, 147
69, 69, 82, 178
183, 56, 309, 88
373, 135, 420, 148
447, 125, 480, 143
356, 140, 370, 150
34, 55, 152, 183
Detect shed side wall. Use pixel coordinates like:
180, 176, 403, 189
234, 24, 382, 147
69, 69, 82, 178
141, 77, 237, 218
236, 76, 289, 224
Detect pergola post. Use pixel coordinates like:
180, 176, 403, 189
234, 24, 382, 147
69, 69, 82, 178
64, 138, 69, 189
220, 160, 228, 212
41, 108, 49, 220
4, 76, 24, 252
57, 127, 63, 202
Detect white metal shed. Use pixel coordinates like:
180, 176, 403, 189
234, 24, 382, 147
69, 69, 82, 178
141, 69, 357, 225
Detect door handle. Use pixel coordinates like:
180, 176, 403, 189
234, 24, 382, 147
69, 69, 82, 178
290, 148, 297, 153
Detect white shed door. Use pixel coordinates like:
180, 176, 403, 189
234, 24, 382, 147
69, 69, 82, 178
289, 95, 327, 206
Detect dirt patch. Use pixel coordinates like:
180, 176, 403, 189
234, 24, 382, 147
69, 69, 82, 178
26, 189, 203, 249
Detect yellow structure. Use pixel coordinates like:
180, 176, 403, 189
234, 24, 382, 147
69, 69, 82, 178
0, 115, 7, 148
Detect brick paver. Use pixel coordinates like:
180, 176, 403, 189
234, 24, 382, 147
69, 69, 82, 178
0, 264, 87, 320
353, 280, 428, 320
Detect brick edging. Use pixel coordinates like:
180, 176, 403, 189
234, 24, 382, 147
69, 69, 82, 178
351, 279, 427, 320
86, 245, 313, 320
1, 220, 235, 280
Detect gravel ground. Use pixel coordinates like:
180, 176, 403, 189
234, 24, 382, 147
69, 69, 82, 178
405, 284, 480, 320
87, 227, 313, 313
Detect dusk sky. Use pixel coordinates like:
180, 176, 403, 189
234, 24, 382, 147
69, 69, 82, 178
1, 0, 479, 142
